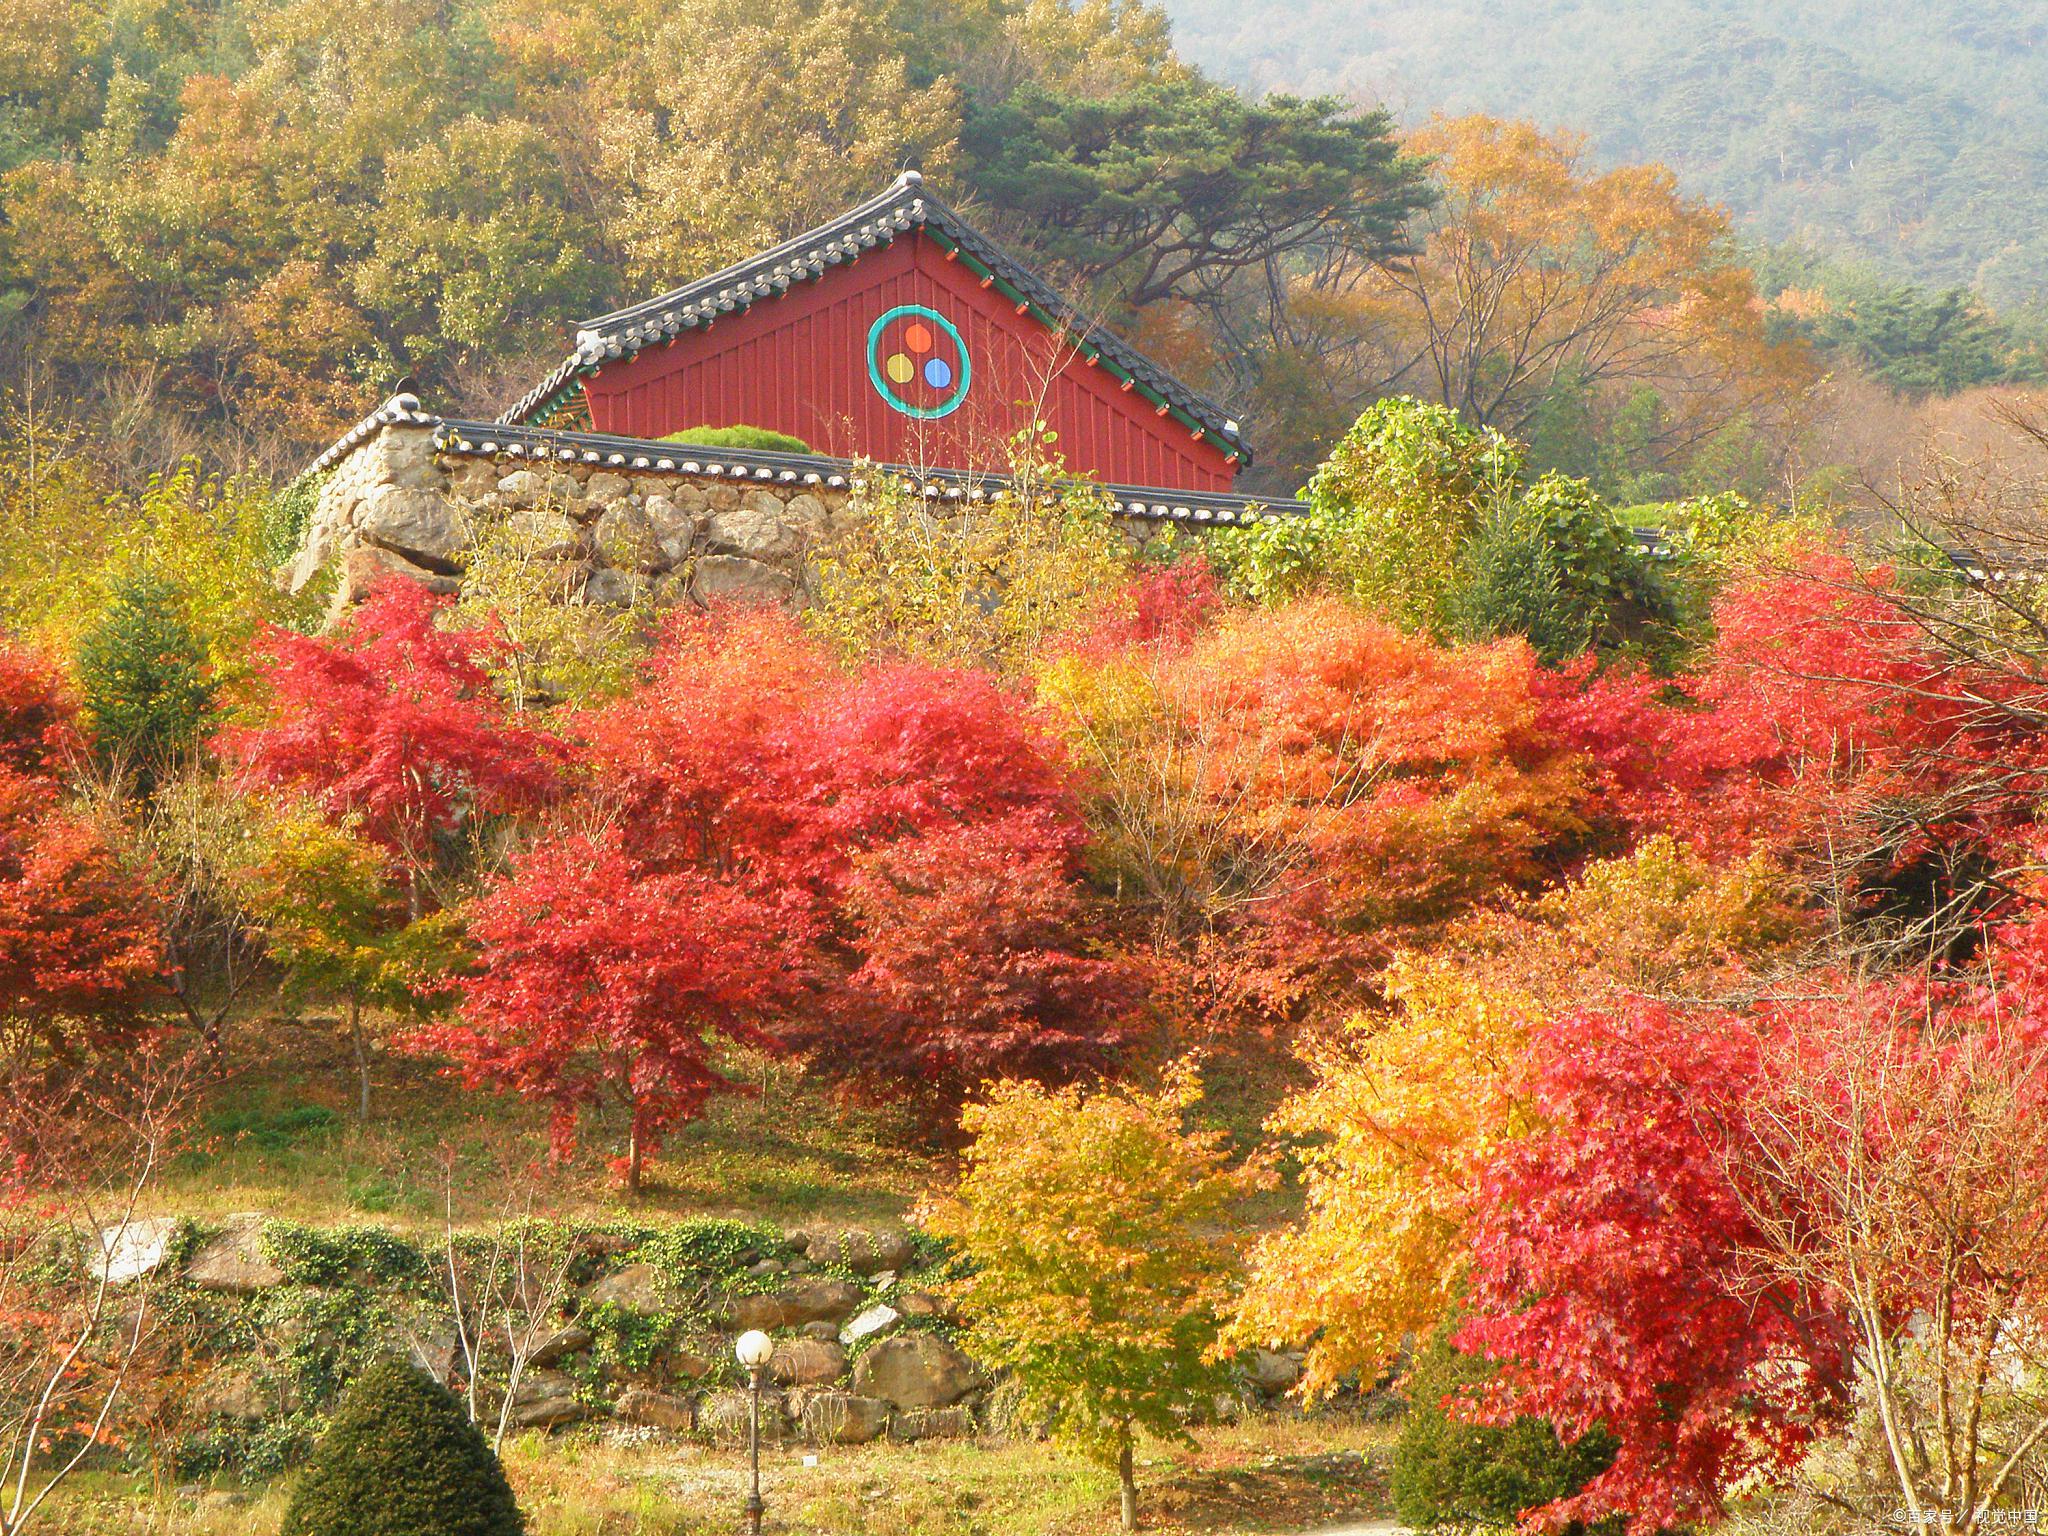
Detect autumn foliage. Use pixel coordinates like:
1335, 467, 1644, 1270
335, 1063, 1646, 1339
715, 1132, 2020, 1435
0, 643, 160, 1066
428, 608, 1145, 1182
220, 580, 557, 906
413, 828, 805, 1190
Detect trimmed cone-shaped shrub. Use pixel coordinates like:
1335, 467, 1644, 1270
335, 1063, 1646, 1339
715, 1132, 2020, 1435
1391, 1321, 1619, 1535
280, 1358, 524, 1536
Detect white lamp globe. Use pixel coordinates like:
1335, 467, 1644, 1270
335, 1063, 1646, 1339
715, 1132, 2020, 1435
735, 1329, 774, 1369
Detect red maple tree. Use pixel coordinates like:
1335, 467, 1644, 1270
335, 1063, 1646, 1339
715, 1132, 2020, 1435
467, 609, 1148, 1119
416, 828, 811, 1191
1539, 551, 2048, 888
0, 645, 161, 1069
1454, 1001, 1852, 1532
221, 580, 556, 912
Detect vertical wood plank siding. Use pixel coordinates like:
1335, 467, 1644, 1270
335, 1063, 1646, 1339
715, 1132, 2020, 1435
580, 234, 1236, 492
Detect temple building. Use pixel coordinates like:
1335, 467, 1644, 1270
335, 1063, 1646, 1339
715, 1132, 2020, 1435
297, 174, 1283, 614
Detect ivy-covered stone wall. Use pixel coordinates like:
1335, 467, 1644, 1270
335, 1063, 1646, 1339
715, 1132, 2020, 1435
97, 1213, 1307, 1478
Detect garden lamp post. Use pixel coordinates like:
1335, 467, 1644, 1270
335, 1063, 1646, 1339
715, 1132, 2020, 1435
735, 1328, 773, 1536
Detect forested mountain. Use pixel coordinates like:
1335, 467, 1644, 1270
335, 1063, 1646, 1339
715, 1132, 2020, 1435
0, 0, 1439, 481
1160, 0, 2048, 309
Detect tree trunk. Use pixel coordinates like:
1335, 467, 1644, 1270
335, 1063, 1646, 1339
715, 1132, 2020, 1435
1118, 1439, 1137, 1531
349, 995, 370, 1121
626, 1118, 642, 1196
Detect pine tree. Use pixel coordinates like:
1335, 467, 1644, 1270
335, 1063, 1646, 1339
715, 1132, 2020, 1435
279, 1358, 525, 1536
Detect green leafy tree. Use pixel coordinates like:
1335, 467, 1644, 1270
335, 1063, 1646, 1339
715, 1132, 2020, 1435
1214, 397, 1521, 626
454, 502, 647, 713
354, 117, 610, 369
923, 1064, 1272, 1531
74, 568, 218, 784
278, 1357, 524, 1536
1392, 1319, 1621, 1536
234, 801, 455, 1120
810, 426, 1134, 670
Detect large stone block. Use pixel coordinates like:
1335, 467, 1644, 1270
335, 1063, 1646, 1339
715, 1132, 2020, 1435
690, 555, 796, 607
851, 1335, 977, 1409
356, 486, 471, 572
336, 543, 460, 608
528, 1324, 594, 1367
497, 468, 583, 506
728, 1291, 790, 1331
584, 1262, 664, 1313
776, 1277, 864, 1327
96, 1215, 180, 1285
368, 426, 445, 491
593, 504, 667, 573
782, 492, 830, 532
286, 514, 341, 595
504, 505, 582, 560
840, 1304, 900, 1349
614, 1386, 696, 1432
1245, 1348, 1304, 1395
769, 1338, 847, 1387
699, 1390, 791, 1446
798, 1391, 890, 1445
446, 458, 500, 497
706, 499, 802, 562
642, 497, 699, 565
184, 1214, 285, 1295
887, 1404, 977, 1442
507, 1368, 586, 1429
794, 1226, 914, 1275
580, 567, 641, 608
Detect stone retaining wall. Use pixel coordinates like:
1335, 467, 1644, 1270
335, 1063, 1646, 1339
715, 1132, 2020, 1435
291, 421, 855, 621
291, 420, 1195, 626
101, 1214, 1307, 1462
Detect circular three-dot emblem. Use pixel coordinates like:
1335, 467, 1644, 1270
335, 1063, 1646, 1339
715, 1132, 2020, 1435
866, 304, 972, 419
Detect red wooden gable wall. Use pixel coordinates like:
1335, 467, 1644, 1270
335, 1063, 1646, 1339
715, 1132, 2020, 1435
579, 232, 1238, 492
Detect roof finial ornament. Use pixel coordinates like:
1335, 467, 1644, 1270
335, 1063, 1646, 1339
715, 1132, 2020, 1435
899, 168, 924, 187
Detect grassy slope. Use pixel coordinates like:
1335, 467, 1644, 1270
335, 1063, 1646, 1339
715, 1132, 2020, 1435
159, 1014, 1310, 1231
115, 1013, 1339, 1535
158, 1016, 944, 1230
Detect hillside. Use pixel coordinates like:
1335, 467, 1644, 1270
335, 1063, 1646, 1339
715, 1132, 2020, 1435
1159, 0, 2048, 308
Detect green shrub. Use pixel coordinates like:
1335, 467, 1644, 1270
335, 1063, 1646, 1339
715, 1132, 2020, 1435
75, 567, 218, 779
262, 472, 326, 570
260, 1223, 431, 1288
1443, 474, 1679, 665
637, 1216, 779, 1281
279, 1358, 524, 1536
658, 424, 814, 453
1213, 397, 1520, 626
1391, 1322, 1619, 1534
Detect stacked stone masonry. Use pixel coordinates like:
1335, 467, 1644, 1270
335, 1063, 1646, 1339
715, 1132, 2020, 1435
294, 421, 847, 620
293, 420, 1188, 625
108, 1213, 1310, 1453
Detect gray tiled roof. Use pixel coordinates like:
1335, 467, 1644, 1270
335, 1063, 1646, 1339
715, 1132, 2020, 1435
310, 401, 1288, 526
497, 172, 1254, 465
